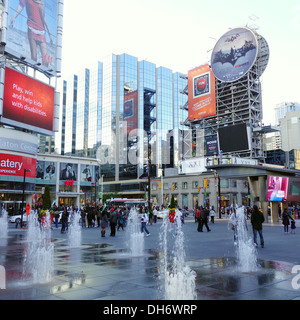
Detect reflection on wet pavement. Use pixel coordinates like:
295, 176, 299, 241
1, 234, 300, 300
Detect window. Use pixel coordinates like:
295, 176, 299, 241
182, 182, 188, 189
163, 183, 169, 190
182, 194, 188, 208
192, 181, 198, 189
220, 179, 229, 188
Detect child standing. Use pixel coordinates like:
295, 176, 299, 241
291, 219, 296, 234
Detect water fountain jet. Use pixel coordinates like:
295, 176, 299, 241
159, 209, 196, 300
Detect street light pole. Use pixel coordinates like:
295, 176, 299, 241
20, 169, 31, 228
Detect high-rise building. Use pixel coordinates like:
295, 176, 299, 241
60, 62, 103, 158
275, 102, 300, 125
59, 54, 188, 198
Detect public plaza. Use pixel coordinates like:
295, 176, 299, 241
1, 215, 300, 301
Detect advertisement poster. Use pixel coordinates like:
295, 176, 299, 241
267, 176, 289, 201
123, 90, 138, 134
80, 164, 93, 182
0, 153, 36, 178
36, 160, 56, 180
205, 136, 218, 156
211, 27, 258, 82
2, 67, 55, 135
60, 162, 77, 181
188, 64, 216, 121
6, 0, 58, 73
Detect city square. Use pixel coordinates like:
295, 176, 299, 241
0, 0, 300, 306
1, 214, 300, 301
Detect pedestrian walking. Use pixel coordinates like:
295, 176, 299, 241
109, 208, 117, 236
61, 208, 69, 233
141, 209, 150, 236
80, 210, 86, 228
117, 211, 124, 231
282, 208, 294, 233
100, 209, 108, 237
196, 207, 201, 231
210, 206, 216, 224
200, 206, 211, 232
250, 205, 265, 248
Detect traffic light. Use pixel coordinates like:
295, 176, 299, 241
172, 184, 175, 191
203, 179, 207, 189
159, 181, 161, 190
198, 186, 200, 193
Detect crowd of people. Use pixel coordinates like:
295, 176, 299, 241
49, 204, 163, 236
42, 202, 298, 245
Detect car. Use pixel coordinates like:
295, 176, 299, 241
8, 214, 28, 224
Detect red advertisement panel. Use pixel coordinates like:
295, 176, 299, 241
0, 153, 37, 178
2, 67, 54, 134
188, 64, 216, 121
124, 90, 138, 134
267, 176, 289, 202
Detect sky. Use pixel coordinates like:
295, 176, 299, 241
61, 0, 300, 125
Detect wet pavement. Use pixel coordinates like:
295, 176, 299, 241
1, 217, 300, 300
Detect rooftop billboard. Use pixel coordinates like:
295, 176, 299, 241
1, 67, 55, 135
211, 27, 258, 82
218, 123, 251, 153
188, 64, 216, 120
5, 0, 61, 75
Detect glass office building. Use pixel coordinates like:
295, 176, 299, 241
59, 54, 187, 198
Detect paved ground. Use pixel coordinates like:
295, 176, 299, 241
1, 215, 300, 301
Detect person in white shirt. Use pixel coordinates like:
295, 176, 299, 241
141, 209, 150, 236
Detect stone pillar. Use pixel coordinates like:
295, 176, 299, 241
270, 202, 279, 223
248, 176, 268, 223
258, 176, 268, 223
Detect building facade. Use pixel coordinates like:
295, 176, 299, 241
59, 53, 188, 198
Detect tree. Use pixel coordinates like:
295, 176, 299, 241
43, 185, 52, 210
170, 194, 176, 210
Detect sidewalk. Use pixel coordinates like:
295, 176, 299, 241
1, 217, 300, 300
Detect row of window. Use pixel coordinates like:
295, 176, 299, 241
152, 179, 249, 191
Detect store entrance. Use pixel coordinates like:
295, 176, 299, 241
1, 201, 22, 215
58, 197, 77, 208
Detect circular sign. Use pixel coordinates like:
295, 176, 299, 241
211, 27, 258, 82
197, 78, 207, 91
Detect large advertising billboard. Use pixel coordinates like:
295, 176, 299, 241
188, 64, 216, 121
218, 123, 251, 153
5, 0, 58, 74
267, 176, 289, 202
1, 67, 55, 135
0, 152, 36, 178
211, 27, 258, 82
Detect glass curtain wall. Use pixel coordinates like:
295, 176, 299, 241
138, 60, 156, 179
156, 67, 173, 171
101, 55, 117, 180
119, 54, 138, 180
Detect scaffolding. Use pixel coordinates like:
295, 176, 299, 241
186, 29, 269, 160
